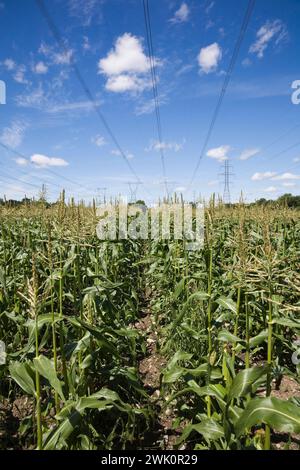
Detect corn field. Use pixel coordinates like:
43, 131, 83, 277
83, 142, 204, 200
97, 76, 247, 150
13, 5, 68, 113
0, 197, 300, 450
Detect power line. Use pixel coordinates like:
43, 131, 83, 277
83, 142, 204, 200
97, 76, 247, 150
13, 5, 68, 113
267, 140, 300, 162
186, 0, 255, 192
0, 168, 43, 190
261, 122, 300, 156
35, 0, 147, 191
0, 141, 96, 196
142, 0, 168, 196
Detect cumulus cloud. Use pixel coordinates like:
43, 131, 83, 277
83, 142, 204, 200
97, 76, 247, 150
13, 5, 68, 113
2, 58, 15, 71
98, 33, 159, 93
15, 157, 28, 166
34, 61, 48, 74
198, 43, 222, 74
239, 148, 260, 161
249, 20, 288, 58
105, 74, 150, 93
206, 145, 230, 162
264, 186, 278, 193
251, 171, 277, 181
170, 3, 190, 24
282, 182, 296, 188
272, 172, 300, 181
30, 154, 69, 168
0, 120, 27, 149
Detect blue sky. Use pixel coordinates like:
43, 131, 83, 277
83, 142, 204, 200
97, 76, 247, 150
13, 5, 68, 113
0, 0, 300, 203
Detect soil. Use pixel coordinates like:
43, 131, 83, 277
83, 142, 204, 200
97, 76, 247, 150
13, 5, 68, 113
0, 396, 34, 450
134, 287, 185, 450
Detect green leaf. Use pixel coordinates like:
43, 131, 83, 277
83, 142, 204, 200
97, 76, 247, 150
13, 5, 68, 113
273, 318, 300, 329
178, 419, 224, 444
43, 388, 134, 450
228, 366, 269, 402
218, 329, 242, 343
249, 329, 268, 348
170, 292, 210, 329
216, 297, 237, 315
162, 351, 192, 384
236, 397, 300, 437
9, 361, 35, 395
33, 355, 65, 401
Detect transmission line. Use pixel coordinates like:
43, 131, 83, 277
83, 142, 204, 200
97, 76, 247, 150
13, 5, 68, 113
35, 0, 147, 192
186, 0, 255, 192
142, 0, 168, 196
0, 141, 103, 197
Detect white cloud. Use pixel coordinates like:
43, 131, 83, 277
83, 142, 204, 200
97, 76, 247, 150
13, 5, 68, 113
99, 33, 150, 76
39, 41, 73, 66
175, 186, 186, 192
105, 74, 150, 93
293, 157, 300, 163
13, 65, 29, 84
272, 172, 300, 181
82, 35, 91, 51
239, 147, 260, 161
146, 139, 184, 153
282, 182, 296, 188
3, 58, 15, 71
249, 20, 288, 59
53, 50, 73, 65
135, 94, 168, 115
98, 33, 159, 94
91, 135, 106, 147
251, 171, 277, 181
2, 59, 29, 84
264, 186, 278, 193
15, 84, 46, 108
16, 157, 28, 166
30, 154, 69, 168
198, 43, 222, 74
68, 0, 102, 26
48, 99, 101, 113
170, 3, 190, 24
34, 61, 48, 74
207, 145, 230, 162
0, 120, 27, 149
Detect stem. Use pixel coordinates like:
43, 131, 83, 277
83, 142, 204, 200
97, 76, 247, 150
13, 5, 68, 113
59, 241, 69, 397
245, 293, 250, 369
232, 286, 242, 364
264, 292, 273, 450
206, 245, 213, 418
35, 299, 42, 449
